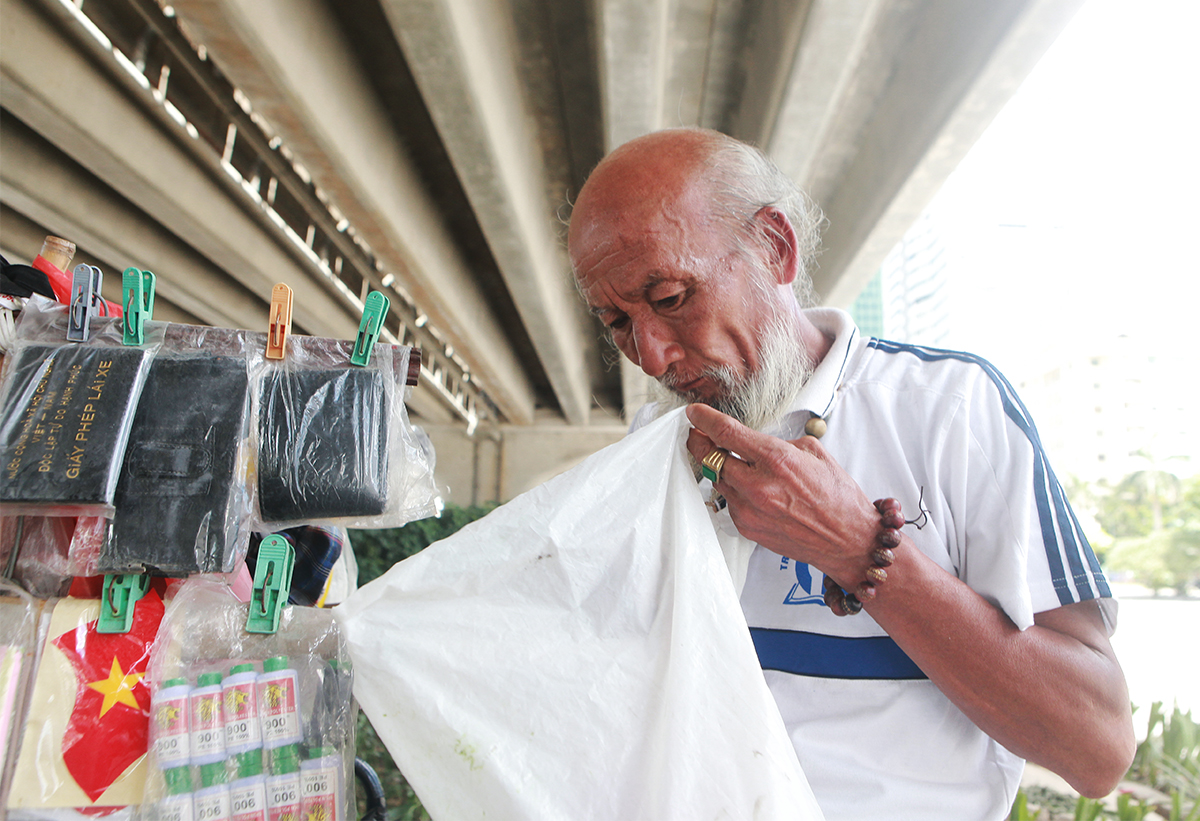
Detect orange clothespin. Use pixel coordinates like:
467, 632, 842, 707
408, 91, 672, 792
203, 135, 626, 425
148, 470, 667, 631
266, 282, 293, 360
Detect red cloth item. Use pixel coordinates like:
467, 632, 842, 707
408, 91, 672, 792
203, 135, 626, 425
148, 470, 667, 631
6, 593, 163, 812
52, 591, 164, 801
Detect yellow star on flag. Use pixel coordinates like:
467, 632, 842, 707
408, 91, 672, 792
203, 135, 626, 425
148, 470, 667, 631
87, 656, 144, 717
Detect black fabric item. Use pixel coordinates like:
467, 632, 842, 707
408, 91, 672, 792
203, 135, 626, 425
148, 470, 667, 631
101, 354, 250, 575
1, 343, 151, 507
257, 367, 389, 522
0, 255, 56, 299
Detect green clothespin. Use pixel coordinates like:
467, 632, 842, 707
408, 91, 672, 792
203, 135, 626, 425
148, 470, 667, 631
350, 291, 389, 366
122, 267, 155, 346
246, 535, 295, 634
97, 574, 151, 633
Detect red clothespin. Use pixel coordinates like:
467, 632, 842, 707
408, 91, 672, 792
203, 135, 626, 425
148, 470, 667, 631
266, 282, 293, 360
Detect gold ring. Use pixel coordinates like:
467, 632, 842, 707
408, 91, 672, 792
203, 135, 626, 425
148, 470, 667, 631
700, 448, 729, 483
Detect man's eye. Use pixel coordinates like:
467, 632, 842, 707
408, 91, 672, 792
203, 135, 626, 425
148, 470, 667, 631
606, 315, 629, 331
654, 294, 682, 310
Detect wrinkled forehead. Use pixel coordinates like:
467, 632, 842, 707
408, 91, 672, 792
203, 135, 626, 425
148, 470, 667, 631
570, 174, 725, 273
570, 197, 730, 305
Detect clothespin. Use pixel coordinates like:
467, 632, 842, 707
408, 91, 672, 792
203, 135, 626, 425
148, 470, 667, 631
121, 267, 155, 346
67, 264, 103, 342
246, 534, 295, 634
97, 573, 151, 633
266, 282, 293, 360
350, 291, 390, 366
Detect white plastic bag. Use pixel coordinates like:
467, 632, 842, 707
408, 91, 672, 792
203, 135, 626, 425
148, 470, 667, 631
335, 408, 823, 820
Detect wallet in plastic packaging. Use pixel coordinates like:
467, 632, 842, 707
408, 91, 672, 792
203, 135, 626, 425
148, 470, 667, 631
142, 577, 356, 821
251, 335, 439, 529
0, 297, 164, 517
5, 591, 166, 818
1, 581, 43, 809
99, 323, 253, 576
335, 408, 824, 821
1, 515, 77, 598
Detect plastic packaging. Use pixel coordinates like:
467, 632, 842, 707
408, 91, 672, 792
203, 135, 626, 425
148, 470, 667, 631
0, 581, 43, 809
336, 407, 824, 821
0, 296, 164, 517
6, 592, 165, 814
99, 323, 253, 576
3, 515, 76, 598
249, 334, 439, 529
142, 578, 355, 821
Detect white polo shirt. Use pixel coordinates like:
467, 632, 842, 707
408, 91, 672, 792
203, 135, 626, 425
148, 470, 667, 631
633, 308, 1113, 821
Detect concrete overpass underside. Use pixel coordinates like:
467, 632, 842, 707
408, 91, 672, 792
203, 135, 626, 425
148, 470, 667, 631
1, 0, 1083, 503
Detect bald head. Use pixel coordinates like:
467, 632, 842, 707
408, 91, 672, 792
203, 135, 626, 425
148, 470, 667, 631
566, 129, 830, 427
568, 129, 724, 251
568, 128, 822, 304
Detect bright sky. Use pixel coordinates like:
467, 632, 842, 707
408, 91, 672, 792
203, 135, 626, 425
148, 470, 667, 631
931, 0, 1200, 384
926, 0, 1200, 714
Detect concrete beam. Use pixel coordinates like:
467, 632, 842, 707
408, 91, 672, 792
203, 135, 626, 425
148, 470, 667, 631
376, 0, 596, 426
780, 0, 1086, 307
0, 0, 356, 339
0, 113, 456, 422
595, 0, 670, 150
723, 0, 814, 144
167, 0, 539, 425
1, 115, 264, 331
768, 0, 884, 185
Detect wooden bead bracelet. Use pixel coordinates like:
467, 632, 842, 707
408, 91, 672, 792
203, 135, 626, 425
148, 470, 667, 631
822, 497, 904, 617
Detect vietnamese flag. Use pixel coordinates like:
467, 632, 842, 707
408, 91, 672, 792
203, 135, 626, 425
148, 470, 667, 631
52, 590, 165, 801
6, 593, 164, 811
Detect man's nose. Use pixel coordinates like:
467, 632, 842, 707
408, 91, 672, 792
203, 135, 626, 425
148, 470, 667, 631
630, 319, 683, 378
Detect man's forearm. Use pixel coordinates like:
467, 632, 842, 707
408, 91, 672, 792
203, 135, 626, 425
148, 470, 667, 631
860, 538, 1136, 797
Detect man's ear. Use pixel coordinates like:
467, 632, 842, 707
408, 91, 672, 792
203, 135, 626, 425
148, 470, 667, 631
753, 206, 800, 286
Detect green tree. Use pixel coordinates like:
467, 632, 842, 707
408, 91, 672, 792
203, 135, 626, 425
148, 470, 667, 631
1097, 472, 1200, 596
1096, 470, 1183, 539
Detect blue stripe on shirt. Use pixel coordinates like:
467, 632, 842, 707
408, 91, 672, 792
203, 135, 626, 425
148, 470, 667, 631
865, 339, 1108, 604
751, 627, 927, 680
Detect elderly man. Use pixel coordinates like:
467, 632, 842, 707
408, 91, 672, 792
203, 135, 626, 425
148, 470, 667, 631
567, 128, 1134, 820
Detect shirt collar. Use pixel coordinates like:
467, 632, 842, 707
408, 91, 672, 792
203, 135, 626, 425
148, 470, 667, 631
770, 308, 859, 433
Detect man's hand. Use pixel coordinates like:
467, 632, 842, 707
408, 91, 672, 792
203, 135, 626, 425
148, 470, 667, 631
684, 403, 879, 590
684, 402, 1135, 797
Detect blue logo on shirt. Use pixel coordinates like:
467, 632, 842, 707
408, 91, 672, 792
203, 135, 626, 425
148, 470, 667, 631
780, 557, 826, 606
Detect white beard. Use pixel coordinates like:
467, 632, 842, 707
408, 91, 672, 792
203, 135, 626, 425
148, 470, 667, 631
651, 314, 813, 432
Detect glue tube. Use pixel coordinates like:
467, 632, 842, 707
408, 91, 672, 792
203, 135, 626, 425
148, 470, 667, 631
194, 759, 231, 821
257, 657, 303, 751
229, 752, 267, 821
225, 662, 266, 821
153, 677, 194, 820
264, 744, 301, 821
191, 671, 230, 821
299, 746, 343, 821
259, 657, 304, 821
223, 663, 263, 770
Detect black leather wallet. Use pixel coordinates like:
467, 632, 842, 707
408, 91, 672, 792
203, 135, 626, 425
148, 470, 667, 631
101, 354, 251, 574
1, 343, 151, 508
257, 367, 390, 522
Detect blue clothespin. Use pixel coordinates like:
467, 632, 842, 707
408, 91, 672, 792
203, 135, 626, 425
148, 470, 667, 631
67, 264, 103, 342
97, 574, 151, 633
122, 267, 155, 346
246, 535, 295, 634
350, 291, 390, 367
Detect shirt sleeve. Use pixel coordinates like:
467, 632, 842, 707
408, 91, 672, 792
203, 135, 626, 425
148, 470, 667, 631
954, 361, 1112, 631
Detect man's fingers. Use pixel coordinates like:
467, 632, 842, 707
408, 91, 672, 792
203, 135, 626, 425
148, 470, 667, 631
685, 403, 770, 464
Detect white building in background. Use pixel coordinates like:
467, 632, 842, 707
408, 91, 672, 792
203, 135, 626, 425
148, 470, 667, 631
876, 211, 952, 347
862, 211, 1198, 489
1015, 335, 1196, 485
